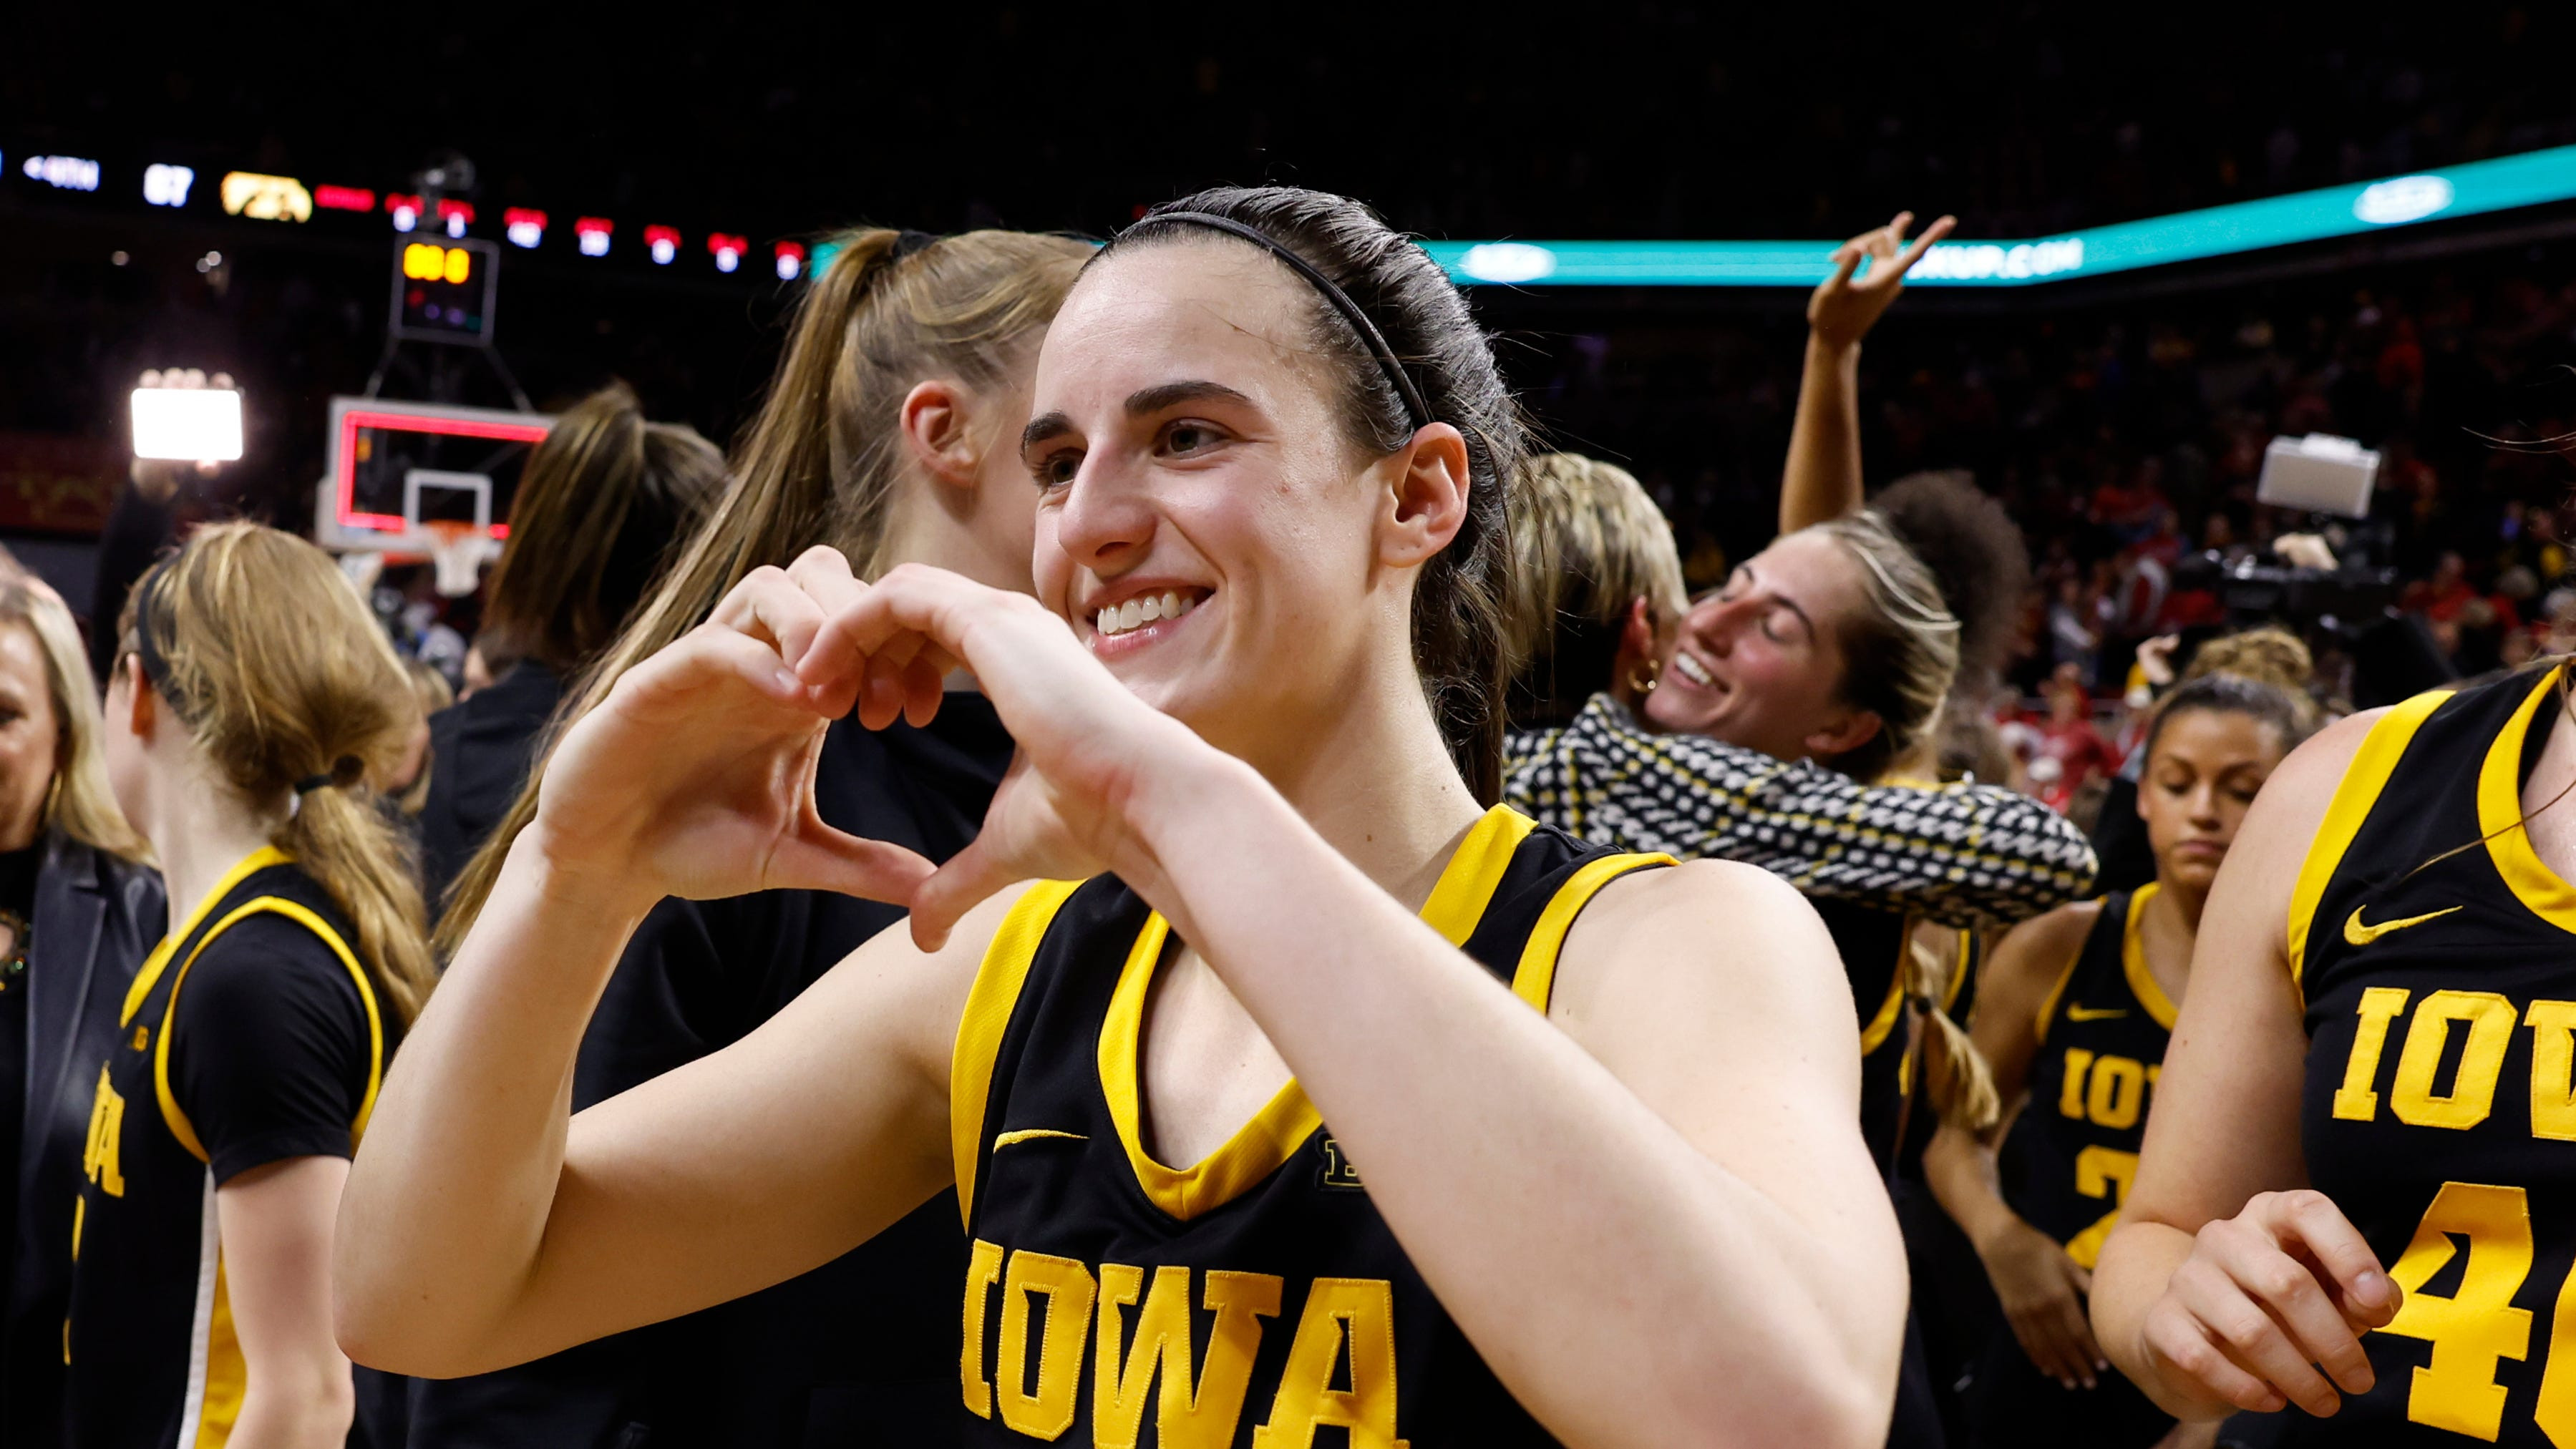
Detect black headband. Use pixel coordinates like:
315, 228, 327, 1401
890, 228, 940, 262
1127, 210, 1434, 433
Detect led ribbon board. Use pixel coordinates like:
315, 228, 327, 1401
1420, 142, 2576, 288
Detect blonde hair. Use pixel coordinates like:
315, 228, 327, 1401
1809, 512, 1961, 782
0, 580, 147, 860
434, 228, 1092, 956
121, 522, 435, 1022
2183, 625, 2314, 696
1505, 453, 1688, 726
393, 655, 454, 817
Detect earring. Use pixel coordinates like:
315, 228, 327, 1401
1627, 665, 1659, 695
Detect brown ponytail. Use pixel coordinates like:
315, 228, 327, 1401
122, 522, 436, 1021
433, 227, 1091, 955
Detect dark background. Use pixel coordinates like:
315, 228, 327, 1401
7, 4, 2576, 620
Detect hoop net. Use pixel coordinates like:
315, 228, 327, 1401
425, 519, 485, 597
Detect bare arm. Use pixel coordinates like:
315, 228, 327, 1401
218, 1157, 356, 1448
1155, 775, 1902, 1448
1505, 694, 2097, 929
2091, 711, 2401, 1420
1779, 213, 1954, 534
1923, 902, 2106, 1389
336, 561, 993, 1377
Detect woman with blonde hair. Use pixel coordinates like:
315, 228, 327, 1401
0, 574, 161, 1449
66, 521, 432, 1448
404, 226, 1093, 1448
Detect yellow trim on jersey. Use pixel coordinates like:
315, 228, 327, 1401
1098, 805, 1532, 1221
195, 1253, 243, 1448
2479, 666, 2576, 936
992, 1127, 1087, 1150
120, 847, 291, 1029
152, 897, 387, 1164
1507, 851, 1674, 1012
2121, 882, 2178, 1030
1859, 940, 1908, 1055
950, 879, 1085, 1229
2287, 686, 2454, 990
2031, 903, 2098, 1046
1943, 927, 1973, 1013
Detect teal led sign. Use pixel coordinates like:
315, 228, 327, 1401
1419, 142, 2576, 288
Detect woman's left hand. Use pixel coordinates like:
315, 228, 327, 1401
797, 561, 1218, 948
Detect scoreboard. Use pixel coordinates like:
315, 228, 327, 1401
390, 238, 499, 345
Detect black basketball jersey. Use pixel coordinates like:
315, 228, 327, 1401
951, 806, 1667, 1448
2001, 887, 2174, 1268
2292, 664, 2576, 1445
66, 847, 392, 1448
1818, 902, 1973, 1172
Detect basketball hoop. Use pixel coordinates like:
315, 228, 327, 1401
425, 520, 485, 597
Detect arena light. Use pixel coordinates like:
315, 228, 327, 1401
437, 200, 474, 238
504, 208, 546, 248
23, 154, 101, 192
645, 225, 679, 265
575, 216, 613, 256
314, 185, 375, 213
708, 233, 747, 273
387, 193, 422, 232
142, 164, 195, 207
774, 240, 806, 280
220, 171, 311, 223
130, 386, 244, 462
1424, 141, 2576, 288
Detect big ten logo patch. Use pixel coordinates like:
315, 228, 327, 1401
1318, 1136, 1365, 1191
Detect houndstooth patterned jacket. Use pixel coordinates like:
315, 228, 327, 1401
1504, 693, 2098, 930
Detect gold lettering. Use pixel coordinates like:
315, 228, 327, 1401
961, 1239, 1004, 1419
996, 1249, 1094, 1439
1252, 1278, 1406, 1449
2528, 1000, 2576, 1141
80, 1065, 124, 1198
2334, 986, 2412, 1121
2382, 1182, 2534, 1438
1094, 1264, 1283, 1448
2057, 1048, 2094, 1120
2086, 1055, 2146, 1130
2391, 991, 2516, 1131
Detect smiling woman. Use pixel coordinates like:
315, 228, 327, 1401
337, 185, 1906, 1448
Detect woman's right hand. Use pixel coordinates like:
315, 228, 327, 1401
1979, 1216, 2108, 1390
525, 549, 940, 912
2135, 1189, 2399, 1418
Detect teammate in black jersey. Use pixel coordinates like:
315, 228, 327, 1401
1927, 671, 2311, 1449
2094, 661, 2576, 1445
77, 522, 434, 1447
341, 186, 1910, 1447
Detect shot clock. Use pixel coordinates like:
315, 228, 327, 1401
390, 237, 500, 346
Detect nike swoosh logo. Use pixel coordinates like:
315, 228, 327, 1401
2064, 1005, 2129, 1023
2345, 904, 2464, 947
993, 1128, 1087, 1151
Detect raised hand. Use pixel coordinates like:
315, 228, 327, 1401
524, 547, 941, 914
2137, 1189, 2398, 1417
1808, 210, 1957, 351
796, 562, 1218, 949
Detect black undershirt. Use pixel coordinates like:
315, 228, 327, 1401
0, 836, 44, 1328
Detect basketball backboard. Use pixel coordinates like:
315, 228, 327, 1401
313, 396, 554, 565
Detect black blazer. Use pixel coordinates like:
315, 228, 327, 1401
2, 832, 165, 1449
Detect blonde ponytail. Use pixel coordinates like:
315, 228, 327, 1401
1905, 927, 1999, 1133
432, 227, 1091, 957
123, 522, 436, 1022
